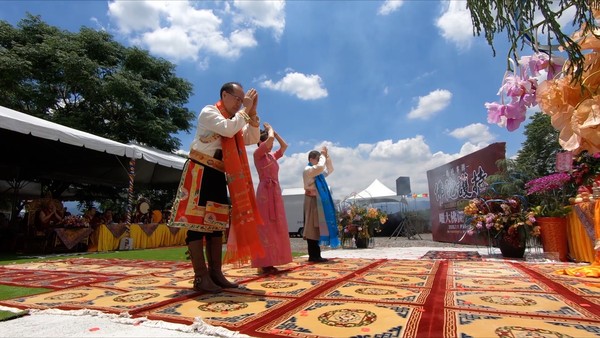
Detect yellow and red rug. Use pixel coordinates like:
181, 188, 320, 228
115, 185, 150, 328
1, 257, 600, 337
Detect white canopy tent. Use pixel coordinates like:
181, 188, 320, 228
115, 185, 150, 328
0, 105, 186, 221
347, 179, 397, 200
344, 179, 408, 213
0, 105, 185, 189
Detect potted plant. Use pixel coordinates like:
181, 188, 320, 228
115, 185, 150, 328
525, 172, 574, 261
463, 195, 539, 258
339, 203, 387, 249
525, 172, 573, 217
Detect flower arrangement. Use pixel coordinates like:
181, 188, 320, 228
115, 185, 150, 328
525, 172, 573, 217
572, 151, 600, 188
339, 203, 388, 240
485, 53, 564, 132
485, 9, 600, 155
463, 196, 539, 248
62, 215, 88, 228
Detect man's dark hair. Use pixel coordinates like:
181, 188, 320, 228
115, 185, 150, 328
308, 150, 321, 161
220, 82, 243, 99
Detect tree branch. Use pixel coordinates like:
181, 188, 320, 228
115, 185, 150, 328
467, 0, 600, 83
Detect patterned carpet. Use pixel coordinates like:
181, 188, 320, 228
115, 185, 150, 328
419, 250, 482, 260
2, 257, 600, 337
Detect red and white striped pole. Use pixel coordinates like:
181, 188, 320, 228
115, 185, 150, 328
125, 158, 136, 225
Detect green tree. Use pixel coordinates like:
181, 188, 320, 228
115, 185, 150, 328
482, 112, 562, 200
0, 14, 195, 152
484, 159, 528, 198
515, 112, 562, 180
467, 0, 599, 83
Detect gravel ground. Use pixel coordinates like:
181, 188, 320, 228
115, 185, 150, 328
289, 232, 478, 254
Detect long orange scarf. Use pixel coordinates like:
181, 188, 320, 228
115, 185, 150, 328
216, 101, 265, 266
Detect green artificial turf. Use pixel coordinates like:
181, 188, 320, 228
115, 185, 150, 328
0, 284, 49, 318
0, 246, 189, 265
0, 309, 29, 321
0, 246, 305, 301
0, 246, 306, 265
0, 284, 50, 301
0, 285, 33, 322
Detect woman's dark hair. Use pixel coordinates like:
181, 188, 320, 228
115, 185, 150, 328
257, 129, 269, 146
308, 150, 321, 160
259, 129, 269, 142
220, 82, 243, 99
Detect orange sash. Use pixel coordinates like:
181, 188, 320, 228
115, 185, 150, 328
216, 101, 265, 266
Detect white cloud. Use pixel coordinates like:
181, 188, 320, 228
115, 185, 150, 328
179, 136, 472, 202
435, 0, 474, 50
528, 4, 577, 51
378, 0, 404, 16
407, 89, 452, 120
369, 136, 431, 160
260, 72, 328, 100
233, 0, 285, 40
458, 142, 487, 156
107, 0, 282, 65
554, 5, 577, 29
107, 0, 162, 34
141, 26, 201, 61
245, 136, 471, 199
447, 123, 496, 144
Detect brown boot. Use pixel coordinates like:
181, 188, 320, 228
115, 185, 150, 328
206, 236, 238, 288
187, 240, 221, 293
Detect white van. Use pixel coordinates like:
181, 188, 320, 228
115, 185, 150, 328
282, 188, 305, 237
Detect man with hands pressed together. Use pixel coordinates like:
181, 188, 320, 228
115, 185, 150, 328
170, 82, 265, 293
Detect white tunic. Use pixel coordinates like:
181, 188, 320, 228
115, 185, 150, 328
190, 104, 259, 155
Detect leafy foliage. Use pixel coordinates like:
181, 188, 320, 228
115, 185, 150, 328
466, 0, 600, 84
484, 159, 528, 197
572, 151, 600, 187
0, 14, 195, 152
515, 112, 562, 180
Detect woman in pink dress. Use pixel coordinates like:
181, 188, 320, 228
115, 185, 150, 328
253, 122, 293, 274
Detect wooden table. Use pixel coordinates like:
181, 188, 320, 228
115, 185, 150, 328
53, 227, 93, 251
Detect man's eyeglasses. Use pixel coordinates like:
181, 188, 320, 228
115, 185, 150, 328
227, 91, 244, 103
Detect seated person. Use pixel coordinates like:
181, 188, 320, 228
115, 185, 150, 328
37, 199, 64, 230
83, 207, 102, 229
102, 209, 115, 224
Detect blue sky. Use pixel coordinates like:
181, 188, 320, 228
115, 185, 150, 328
0, 1, 571, 201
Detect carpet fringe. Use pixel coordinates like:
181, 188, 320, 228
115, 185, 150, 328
20, 308, 248, 337
192, 317, 250, 337
0, 305, 26, 313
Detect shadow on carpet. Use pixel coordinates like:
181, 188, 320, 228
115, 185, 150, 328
1, 257, 600, 337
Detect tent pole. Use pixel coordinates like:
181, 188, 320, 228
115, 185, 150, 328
125, 158, 136, 225
8, 179, 24, 225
